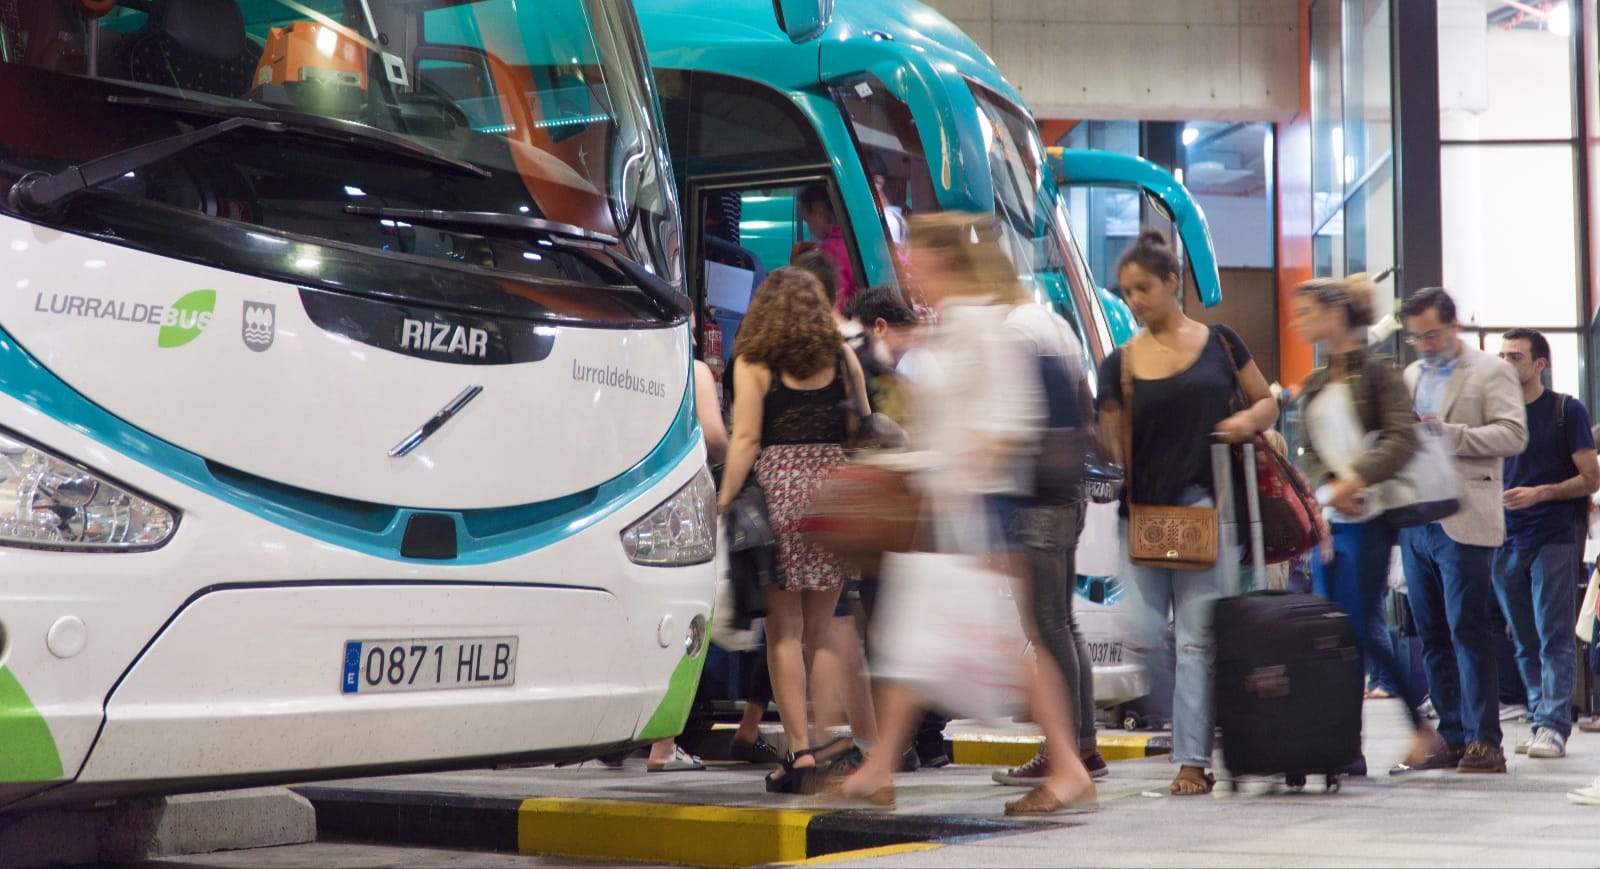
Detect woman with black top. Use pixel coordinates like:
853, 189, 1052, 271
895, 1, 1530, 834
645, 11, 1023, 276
718, 267, 870, 794
1096, 231, 1278, 796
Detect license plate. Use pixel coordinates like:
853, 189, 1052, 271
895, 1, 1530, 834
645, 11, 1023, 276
342, 637, 517, 694
1087, 640, 1123, 665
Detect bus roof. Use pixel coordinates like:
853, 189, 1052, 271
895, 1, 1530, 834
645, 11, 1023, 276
639, 0, 1028, 219
637, 0, 1026, 113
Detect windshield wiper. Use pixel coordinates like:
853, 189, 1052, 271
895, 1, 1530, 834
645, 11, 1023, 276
344, 206, 690, 319
9, 116, 285, 215
105, 95, 490, 180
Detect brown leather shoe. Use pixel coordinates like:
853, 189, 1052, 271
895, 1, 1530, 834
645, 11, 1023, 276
1457, 741, 1507, 774
1388, 743, 1464, 775
1003, 784, 1098, 816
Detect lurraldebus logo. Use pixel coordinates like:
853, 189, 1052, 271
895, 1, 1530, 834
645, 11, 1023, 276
157, 290, 216, 348
33, 289, 218, 348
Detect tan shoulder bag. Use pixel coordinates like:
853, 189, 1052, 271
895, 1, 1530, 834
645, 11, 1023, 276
1121, 341, 1219, 570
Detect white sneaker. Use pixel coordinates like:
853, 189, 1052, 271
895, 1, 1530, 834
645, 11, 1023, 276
1515, 729, 1540, 755
1526, 728, 1566, 759
1499, 703, 1529, 722
1566, 775, 1600, 805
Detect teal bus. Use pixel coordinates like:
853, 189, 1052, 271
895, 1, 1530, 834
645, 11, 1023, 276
636, 0, 1223, 714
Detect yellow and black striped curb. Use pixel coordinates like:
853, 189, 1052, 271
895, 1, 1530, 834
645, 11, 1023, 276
949, 732, 1173, 768
296, 787, 1031, 867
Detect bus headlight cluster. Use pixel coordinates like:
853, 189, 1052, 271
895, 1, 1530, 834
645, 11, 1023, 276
0, 432, 175, 550
620, 466, 716, 566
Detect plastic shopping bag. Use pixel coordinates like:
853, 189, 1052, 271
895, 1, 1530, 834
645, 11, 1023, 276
1577, 566, 1598, 645
869, 549, 1027, 721
1076, 501, 1121, 578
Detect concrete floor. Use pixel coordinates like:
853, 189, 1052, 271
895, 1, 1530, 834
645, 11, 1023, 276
141, 701, 1600, 868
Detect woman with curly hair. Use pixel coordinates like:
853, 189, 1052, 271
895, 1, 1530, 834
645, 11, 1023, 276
718, 266, 871, 794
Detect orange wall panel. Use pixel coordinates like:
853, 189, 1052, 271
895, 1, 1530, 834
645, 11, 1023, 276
1276, 0, 1316, 392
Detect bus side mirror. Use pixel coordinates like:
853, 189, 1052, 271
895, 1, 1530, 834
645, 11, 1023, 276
772, 0, 833, 43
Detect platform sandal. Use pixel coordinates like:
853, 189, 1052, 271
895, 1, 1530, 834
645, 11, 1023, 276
765, 749, 822, 795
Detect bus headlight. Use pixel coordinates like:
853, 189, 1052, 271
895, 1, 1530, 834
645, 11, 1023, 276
0, 432, 176, 550
620, 466, 716, 566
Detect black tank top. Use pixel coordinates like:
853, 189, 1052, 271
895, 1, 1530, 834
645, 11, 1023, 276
761, 361, 849, 447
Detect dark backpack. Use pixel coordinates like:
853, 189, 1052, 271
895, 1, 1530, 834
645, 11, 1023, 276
1551, 392, 1591, 539
1033, 351, 1121, 505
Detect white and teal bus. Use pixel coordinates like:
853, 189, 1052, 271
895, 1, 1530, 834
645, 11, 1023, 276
0, 0, 713, 808
638, 0, 1223, 716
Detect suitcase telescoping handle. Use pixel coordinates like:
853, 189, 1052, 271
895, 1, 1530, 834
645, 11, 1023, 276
1211, 436, 1268, 593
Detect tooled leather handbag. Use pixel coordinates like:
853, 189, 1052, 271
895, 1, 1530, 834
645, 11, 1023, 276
1121, 351, 1219, 570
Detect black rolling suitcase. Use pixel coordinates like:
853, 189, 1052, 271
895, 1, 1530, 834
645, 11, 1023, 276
1210, 441, 1363, 792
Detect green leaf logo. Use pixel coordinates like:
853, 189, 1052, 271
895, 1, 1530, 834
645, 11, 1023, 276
157, 290, 217, 349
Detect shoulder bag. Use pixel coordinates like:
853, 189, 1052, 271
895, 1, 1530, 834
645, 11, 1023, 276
1359, 369, 1461, 529
794, 350, 919, 572
1121, 344, 1219, 570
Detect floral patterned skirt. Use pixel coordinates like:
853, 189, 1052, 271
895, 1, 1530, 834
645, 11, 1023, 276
756, 442, 853, 593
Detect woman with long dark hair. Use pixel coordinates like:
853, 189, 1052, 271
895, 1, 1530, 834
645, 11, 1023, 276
1097, 230, 1278, 796
718, 267, 869, 793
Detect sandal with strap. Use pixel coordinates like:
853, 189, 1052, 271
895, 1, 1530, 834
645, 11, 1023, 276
765, 749, 823, 795
1170, 768, 1216, 796
647, 745, 706, 772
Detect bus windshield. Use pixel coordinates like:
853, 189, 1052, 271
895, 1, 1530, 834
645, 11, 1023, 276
0, 0, 681, 323
965, 80, 1107, 375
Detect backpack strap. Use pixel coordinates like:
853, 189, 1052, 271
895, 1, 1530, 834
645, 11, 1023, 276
1119, 345, 1136, 496
1554, 392, 1578, 477
1550, 391, 1590, 537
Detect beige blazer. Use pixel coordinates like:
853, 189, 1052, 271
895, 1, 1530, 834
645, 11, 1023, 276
1404, 344, 1528, 547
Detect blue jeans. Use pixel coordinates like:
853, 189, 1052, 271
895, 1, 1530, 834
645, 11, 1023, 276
1399, 523, 1501, 747
1370, 624, 1428, 700
1492, 542, 1580, 738
1313, 520, 1426, 726
1119, 492, 1229, 768
1366, 612, 1401, 695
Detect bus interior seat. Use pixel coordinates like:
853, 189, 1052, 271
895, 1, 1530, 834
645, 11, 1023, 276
705, 235, 766, 292
124, 0, 259, 97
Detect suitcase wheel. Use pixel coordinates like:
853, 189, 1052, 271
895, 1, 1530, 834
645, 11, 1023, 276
1285, 773, 1306, 791
1324, 774, 1341, 794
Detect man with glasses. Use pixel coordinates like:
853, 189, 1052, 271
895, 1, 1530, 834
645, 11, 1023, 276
1493, 329, 1598, 760
1393, 288, 1528, 775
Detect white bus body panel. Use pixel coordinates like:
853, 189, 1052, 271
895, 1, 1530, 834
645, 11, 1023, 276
0, 394, 709, 798
0, 220, 711, 805
0, 217, 687, 510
